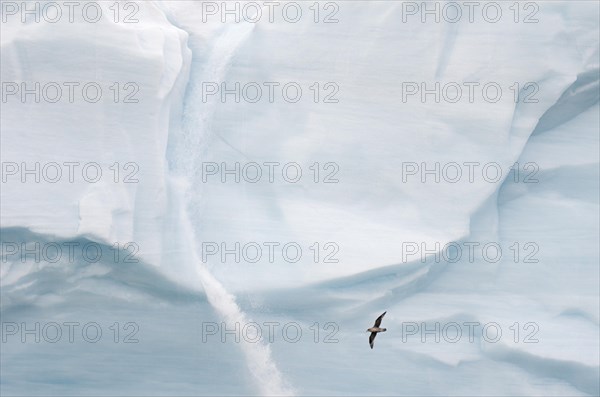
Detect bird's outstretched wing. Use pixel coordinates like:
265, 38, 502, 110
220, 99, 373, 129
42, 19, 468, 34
374, 311, 386, 328
369, 332, 377, 349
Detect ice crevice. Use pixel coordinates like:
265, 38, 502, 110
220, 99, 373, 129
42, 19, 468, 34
160, 4, 296, 395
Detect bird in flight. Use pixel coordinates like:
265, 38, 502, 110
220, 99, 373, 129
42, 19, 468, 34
367, 311, 387, 349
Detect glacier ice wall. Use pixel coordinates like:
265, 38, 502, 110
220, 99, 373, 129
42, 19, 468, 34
1, 1, 599, 396
0, 1, 195, 285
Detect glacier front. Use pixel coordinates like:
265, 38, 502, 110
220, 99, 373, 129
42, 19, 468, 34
1, 1, 598, 396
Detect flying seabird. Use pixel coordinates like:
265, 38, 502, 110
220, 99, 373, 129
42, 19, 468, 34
367, 311, 387, 349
